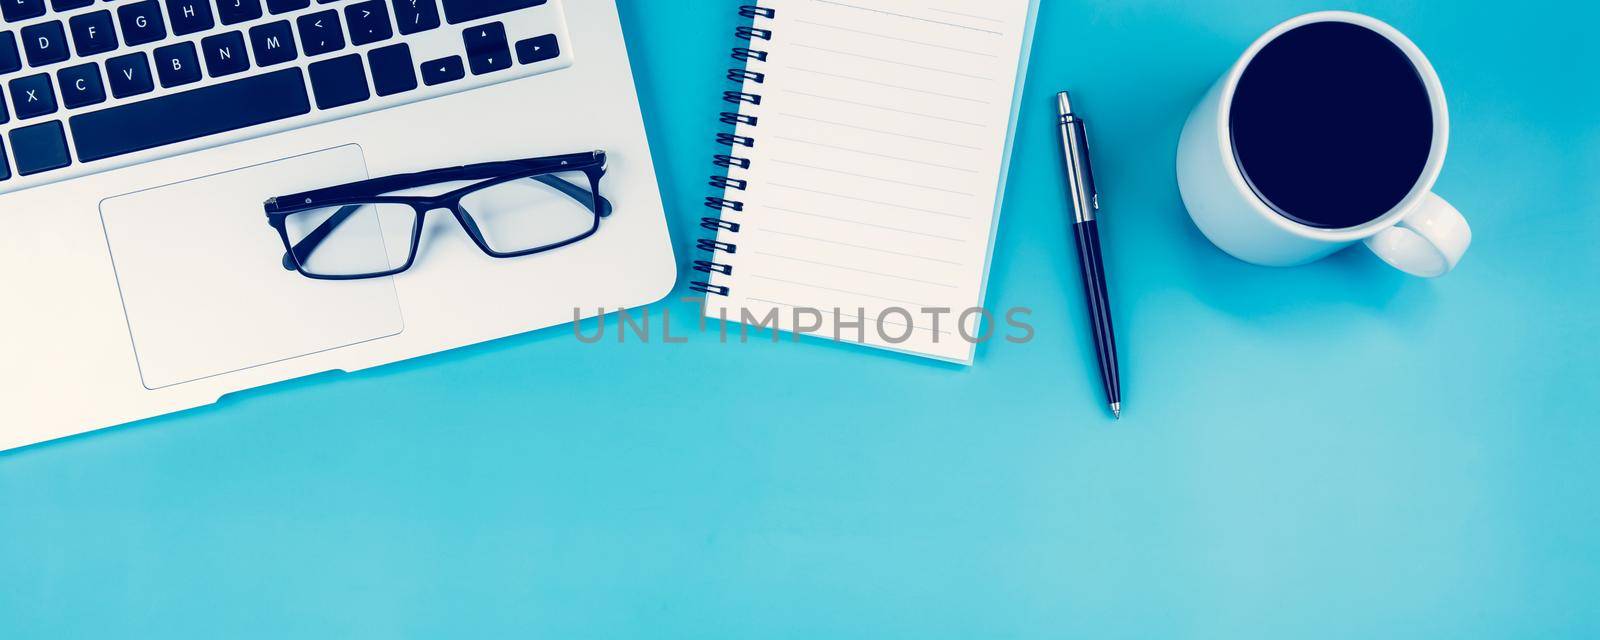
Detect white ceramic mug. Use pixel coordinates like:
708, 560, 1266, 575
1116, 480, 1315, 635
1177, 11, 1471, 277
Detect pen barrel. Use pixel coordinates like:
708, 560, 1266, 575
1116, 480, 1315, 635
1073, 220, 1121, 407
1059, 119, 1097, 224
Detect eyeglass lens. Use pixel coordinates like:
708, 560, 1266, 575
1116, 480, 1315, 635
281, 170, 601, 278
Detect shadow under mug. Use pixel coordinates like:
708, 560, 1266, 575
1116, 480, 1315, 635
1177, 11, 1472, 278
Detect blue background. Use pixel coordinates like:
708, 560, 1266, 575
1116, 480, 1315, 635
3, 1, 1597, 637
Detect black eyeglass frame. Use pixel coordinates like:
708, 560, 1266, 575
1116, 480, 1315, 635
264, 150, 613, 280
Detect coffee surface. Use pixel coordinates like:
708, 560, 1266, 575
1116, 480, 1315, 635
1230, 21, 1435, 229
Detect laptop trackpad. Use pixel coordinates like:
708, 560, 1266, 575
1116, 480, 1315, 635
101, 145, 404, 390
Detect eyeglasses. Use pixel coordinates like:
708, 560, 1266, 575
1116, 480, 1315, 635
264, 151, 612, 280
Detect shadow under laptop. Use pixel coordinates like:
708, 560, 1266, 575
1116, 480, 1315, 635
0, 369, 357, 460
0, 312, 601, 459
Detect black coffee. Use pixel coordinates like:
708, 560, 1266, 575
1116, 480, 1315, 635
1230, 21, 1434, 229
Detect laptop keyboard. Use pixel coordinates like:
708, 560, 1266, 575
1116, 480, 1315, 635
0, 0, 572, 191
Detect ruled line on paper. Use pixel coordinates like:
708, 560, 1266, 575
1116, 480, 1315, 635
705, 0, 1032, 361
769, 159, 977, 196
811, 0, 1004, 35
768, 183, 972, 219
926, 7, 1005, 24
783, 90, 987, 127
773, 136, 980, 172
745, 297, 955, 336
793, 19, 999, 57
789, 67, 991, 104
778, 113, 985, 151
756, 229, 967, 265
766, 205, 970, 242
750, 274, 931, 307
751, 250, 960, 288
792, 44, 995, 81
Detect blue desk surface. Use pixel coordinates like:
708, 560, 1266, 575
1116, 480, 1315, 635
3, 1, 1596, 637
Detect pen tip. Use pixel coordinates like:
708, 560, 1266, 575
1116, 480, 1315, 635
1110, 403, 1121, 420
1057, 91, 1073, 116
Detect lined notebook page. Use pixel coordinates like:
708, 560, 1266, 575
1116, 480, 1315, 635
703, 0, 1037, 363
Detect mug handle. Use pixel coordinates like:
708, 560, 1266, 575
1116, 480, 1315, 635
1362, 192, 1472, 278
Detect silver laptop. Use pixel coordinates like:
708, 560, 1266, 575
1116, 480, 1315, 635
0, 0, 676, 451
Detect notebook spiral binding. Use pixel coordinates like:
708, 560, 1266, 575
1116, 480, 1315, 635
690, 3, 777, 298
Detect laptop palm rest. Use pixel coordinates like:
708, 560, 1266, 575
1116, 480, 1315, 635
99, 145, 404, 390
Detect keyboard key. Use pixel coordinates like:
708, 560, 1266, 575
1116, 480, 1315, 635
153, 41, 199, 87
68, 10, 117, 57
166, 0, 215, 37
515, 33, 557, 65
440, 0, 542, 25
216, 0, 262, 25
0, 137, 8, 180
344, 0, 390, 46
390, 0, 437, 35
265, 0, 308, 14
0, 31, 19, 74
70, 67, 310, 162
307, 52, 365, 109
21, 20, 68, 67
10, 120, 70, 175
8, 73, 54, 118
201, 30, 248, 77
419, 54, 459, 85
57, 61, 103, 108
296, 9, 342, 55
464, 21, 509, 75
366, 42, 412, 96
50, 0, 94, 11
0, 86, 7, 123
248, 19, 295, 66
2, 0, 45, 24
118, 1, 167, 47
105, 51, 152, 97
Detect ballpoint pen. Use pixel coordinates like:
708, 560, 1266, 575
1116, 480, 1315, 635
1056, 91, 1122, 419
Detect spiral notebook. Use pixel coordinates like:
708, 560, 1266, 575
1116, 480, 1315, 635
693, 0, 1041, 364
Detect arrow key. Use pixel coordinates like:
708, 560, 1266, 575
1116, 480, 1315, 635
515, 33, 559, 65
420, 54, 463, 85
463, 21, 510, 75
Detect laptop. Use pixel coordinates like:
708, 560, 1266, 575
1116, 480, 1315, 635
0, 0, 676, 451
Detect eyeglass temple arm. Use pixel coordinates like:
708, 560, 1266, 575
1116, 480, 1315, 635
281, 204, 368, 270
529, 173, 614, 218
272, 154, 603, 207
281, 175, 612, 271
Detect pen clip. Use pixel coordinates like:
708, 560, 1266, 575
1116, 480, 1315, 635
1078, 121, 1100, 211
